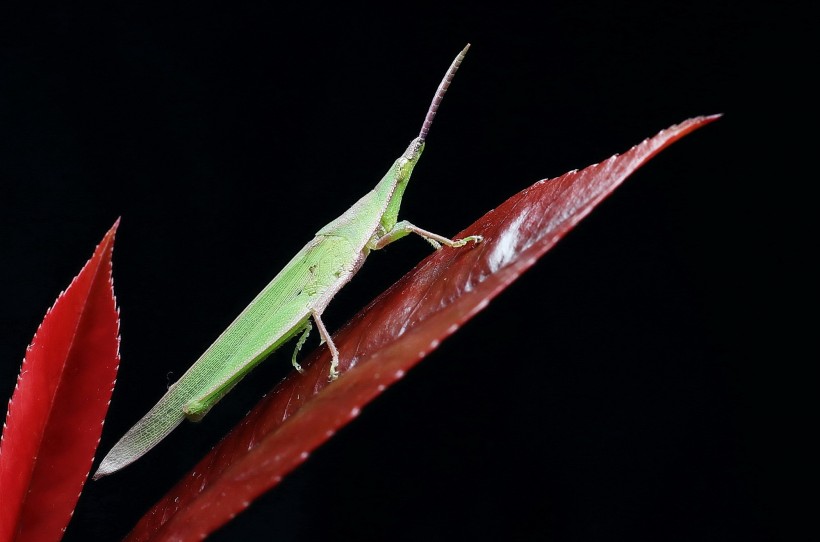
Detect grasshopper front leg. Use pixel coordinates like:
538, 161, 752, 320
371, 220, 483, 250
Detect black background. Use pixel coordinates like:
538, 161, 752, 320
0, 3, 808, 541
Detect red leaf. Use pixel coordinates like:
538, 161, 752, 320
0, 221, 120, 542
126, 116, 718, 541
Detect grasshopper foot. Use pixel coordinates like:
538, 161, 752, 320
327, 367, 340, 381
451, 234, 483, 247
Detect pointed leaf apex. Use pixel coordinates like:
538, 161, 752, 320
0, 222, 121, 542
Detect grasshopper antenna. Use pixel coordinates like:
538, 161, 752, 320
419, 43, 470, 142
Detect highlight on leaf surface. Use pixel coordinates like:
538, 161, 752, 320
123, 115, 719, 542
0, 220, 121, 542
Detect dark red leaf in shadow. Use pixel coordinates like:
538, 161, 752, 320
0, 221, 120, 542
126, 116, 718, 541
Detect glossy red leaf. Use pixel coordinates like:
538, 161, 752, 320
126, 116, 718, 541
0, 221, 120, 542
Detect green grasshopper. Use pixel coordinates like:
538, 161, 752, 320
93, 44, 481, 479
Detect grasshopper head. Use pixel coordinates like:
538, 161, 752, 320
402, 137, 425, 160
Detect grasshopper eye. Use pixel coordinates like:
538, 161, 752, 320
402, 137, 425, 160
